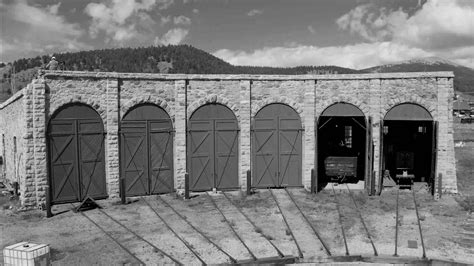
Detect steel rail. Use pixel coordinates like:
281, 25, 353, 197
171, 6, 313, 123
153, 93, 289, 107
284, 188, 332, 256
394, 187, 400, 257
331, 184, 350, 256
142, 196, 207, 265
222, 192, 285, 258
75, 206, 145, 265
205, 192, 257, 261
96, 207, 183, 265
269, 189, 304, 258
412, 188, 426, 259
157, 195, 237, 263
345, 184, 378, 256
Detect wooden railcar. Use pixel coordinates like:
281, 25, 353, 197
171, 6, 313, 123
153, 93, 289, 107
324, 156, 358, 182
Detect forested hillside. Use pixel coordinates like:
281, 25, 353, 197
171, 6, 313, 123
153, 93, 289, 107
1, 45, 472, 103
0, 45, 357, 101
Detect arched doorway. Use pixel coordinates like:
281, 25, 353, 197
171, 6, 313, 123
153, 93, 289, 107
188, 104, 239, 191
252, 103, 302, 187
121, 104, 173, 196
381, 103, 436, 192
317, 103, 369, 187
48, 104, 107, 203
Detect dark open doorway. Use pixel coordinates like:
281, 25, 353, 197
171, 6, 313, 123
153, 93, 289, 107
381, 103, 436, 193
317, 103, 367, 187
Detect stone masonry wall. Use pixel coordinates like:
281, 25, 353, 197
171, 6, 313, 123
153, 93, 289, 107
0, 71, 456, 208
0, 90, 26, 198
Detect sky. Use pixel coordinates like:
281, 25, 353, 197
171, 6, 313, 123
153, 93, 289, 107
1, 0, 473, 69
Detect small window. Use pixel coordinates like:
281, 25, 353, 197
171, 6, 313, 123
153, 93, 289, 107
344, 126, 352, 148
418, 126, 426, 134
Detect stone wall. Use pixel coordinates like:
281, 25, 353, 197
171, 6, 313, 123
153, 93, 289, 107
0, 71, 457, 207
0, 90, 26, 197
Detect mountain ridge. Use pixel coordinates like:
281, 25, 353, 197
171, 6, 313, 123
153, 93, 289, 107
362, 57, 474, 93
1, 45, 473, 102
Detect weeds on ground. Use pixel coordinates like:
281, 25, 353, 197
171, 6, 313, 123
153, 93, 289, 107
456, 195, 474, 213
353, 191, 368, 206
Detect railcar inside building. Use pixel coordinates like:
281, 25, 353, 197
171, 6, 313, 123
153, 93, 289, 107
381, 103, 436, 192
317, 103, 367, 185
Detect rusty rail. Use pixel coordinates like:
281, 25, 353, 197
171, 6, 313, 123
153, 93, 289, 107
142, 197, 206, 265
345, 184, 378, 256
206, 192, 257, 261
222, 192, 285, 258
157, 195, 237, 263
331, 184, 349, 256
269, 189, 304, 258
285, 188, 332, 256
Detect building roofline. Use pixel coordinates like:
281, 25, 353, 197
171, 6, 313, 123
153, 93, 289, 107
0, 89, 24, 110
43, 70, 455, 81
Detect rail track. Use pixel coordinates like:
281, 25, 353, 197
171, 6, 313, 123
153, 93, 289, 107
269, 189, 305, 258
205, 192, 258, 261
142, 196, 207, 265
284, 188, 332, 256
75, 204, 183, 265
72, 184, 429, 264
345, 184, 378, 256
394, 186, 427, 258
330, 183, 350, 256
156, 195, 237, 263
222, 192, 285, 258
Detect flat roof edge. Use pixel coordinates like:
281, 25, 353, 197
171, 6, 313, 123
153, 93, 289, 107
43, 71, 455, 80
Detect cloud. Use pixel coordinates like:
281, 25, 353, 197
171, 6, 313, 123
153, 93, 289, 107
193, 8, 199, 14
213, 42, 433, 69
154, 28, 189, 45
157, 0, 175, 10
173, 15, 191, 25
161, 15, 171, 25
393, 0, 474, 49
247, 9, 263, 16
336, 4, 408, 42
331, 0, 474, 68
0, 0, 89, 62
84, 0, 174, 43
307, 25, 316, 34
9, 0, 82, 37
337, 0, 474, 49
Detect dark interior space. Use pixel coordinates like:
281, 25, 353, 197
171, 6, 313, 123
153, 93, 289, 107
382, 120, 434, 185
318, 116, 366, 184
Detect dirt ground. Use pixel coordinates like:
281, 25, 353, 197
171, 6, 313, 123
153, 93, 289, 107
1, 186, 473, 265
1, 123, 474, 265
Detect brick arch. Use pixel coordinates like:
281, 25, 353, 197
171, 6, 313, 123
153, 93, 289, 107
252, 96, 303, 117
382, 95, 436, 119
121, 95, 173, 120
48, 96, 106, 124
187, 94, 240, 122
317, 97, 369, 117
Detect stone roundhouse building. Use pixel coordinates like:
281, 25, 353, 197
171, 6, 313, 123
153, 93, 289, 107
0, 71, 457, 208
